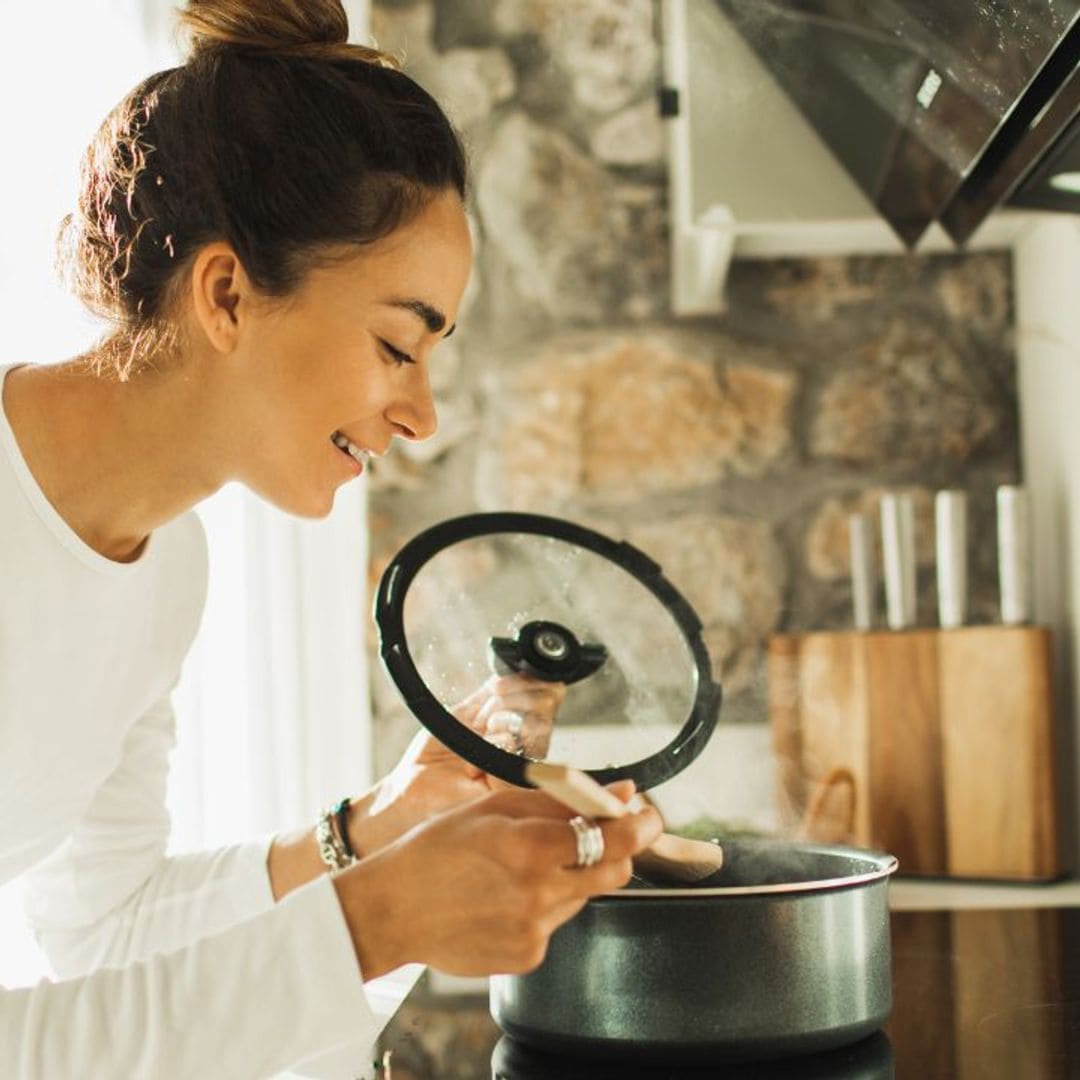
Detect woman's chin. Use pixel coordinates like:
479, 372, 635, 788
245, 477, 339, 520
291, 490, 339, 519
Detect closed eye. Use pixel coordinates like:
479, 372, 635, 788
378, 339, 416, 366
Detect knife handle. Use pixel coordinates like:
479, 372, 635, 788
881, 494, 916, 630
935, 490, 968, 629
849, 513, 875, 631
998, 485, 1032, 625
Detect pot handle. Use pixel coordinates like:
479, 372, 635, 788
797, 766, 857, 844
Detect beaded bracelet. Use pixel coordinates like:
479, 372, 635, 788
315, 802, 358, 871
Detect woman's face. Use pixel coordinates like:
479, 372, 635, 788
225, 190, 473, 517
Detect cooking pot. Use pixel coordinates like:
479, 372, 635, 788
491, 839, 896, 1063
375, 513, 899, 1063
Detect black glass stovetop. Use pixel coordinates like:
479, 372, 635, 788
375, 906, 1080, 1079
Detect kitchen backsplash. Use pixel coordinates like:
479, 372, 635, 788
365, 0, 1020, 779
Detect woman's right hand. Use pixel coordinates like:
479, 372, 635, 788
332, 783, 662, 979
346, 674, 568, 859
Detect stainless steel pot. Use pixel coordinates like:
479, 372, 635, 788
490, 840, 898, 1064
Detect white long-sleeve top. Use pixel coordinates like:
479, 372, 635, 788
0, 362, 381, 1077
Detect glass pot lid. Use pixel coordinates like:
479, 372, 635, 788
374, 512, 723, 791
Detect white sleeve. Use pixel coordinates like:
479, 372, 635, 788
1, 874, 382, 1079
22, 694, 276, 974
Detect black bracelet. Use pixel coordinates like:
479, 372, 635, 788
333, 797, 356, 860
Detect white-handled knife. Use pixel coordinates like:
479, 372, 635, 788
935, 490, 968, 629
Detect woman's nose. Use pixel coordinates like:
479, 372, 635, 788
390, 369, 438, 442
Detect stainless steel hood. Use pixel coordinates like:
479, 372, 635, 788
716, 0, 1080, 247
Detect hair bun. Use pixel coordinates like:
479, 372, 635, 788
179, 0, 391, 63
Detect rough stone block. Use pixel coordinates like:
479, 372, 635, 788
476, 332, 794, 509
475, 112, 666, 322
624, 514, 787, 696
810, 320, 1009, 466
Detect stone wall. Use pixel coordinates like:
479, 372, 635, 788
365, 0, 1019, 780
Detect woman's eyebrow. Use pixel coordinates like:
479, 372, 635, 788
385, 298, 456, 338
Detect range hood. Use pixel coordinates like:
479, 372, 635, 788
716, 0, 1080, 248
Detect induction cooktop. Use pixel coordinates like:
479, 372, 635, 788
375, 906, 1080, 1079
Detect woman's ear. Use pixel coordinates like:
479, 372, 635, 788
187, 242, 254, 354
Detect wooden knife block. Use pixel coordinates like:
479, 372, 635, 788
768, 626, 1063, 880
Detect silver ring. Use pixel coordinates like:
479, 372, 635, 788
568, 815, 604, 868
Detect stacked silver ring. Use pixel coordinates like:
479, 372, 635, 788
568, 815, 604, 868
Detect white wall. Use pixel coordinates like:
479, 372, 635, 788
1015, 217, 1080, 871
0, 0, 183, 991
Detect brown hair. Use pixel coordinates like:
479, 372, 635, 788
58, 0, 467, 380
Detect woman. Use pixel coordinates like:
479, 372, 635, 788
0, 1, 662, 1075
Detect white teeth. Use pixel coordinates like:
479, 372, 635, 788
331, 431, 370, 464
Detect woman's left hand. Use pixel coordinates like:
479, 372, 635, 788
347, 674, 566, 857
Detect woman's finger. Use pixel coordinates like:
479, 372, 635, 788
486, 800, 660, 884
479, 691, 560, 757
450, 681, 495, 728
453, 675, 566, 739
486, 673, 567, 698
474, 689, 563, 730
606, 779, 638, 805
561, 855, 636, 898
509, 809, 661, 872
480, 713, 551, 759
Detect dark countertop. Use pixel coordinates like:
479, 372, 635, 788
374, 906, 1080, 1079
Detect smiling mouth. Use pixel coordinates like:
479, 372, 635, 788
331, 431, 370, 465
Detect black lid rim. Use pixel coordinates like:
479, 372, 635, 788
374, 512, 724, 791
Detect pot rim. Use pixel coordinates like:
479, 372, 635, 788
601, 841, 899, 900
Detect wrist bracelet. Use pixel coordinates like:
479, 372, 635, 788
334, 797, 356, 860
315, 804, 358, 871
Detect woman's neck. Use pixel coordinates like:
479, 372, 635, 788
2, 356, 227, 562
